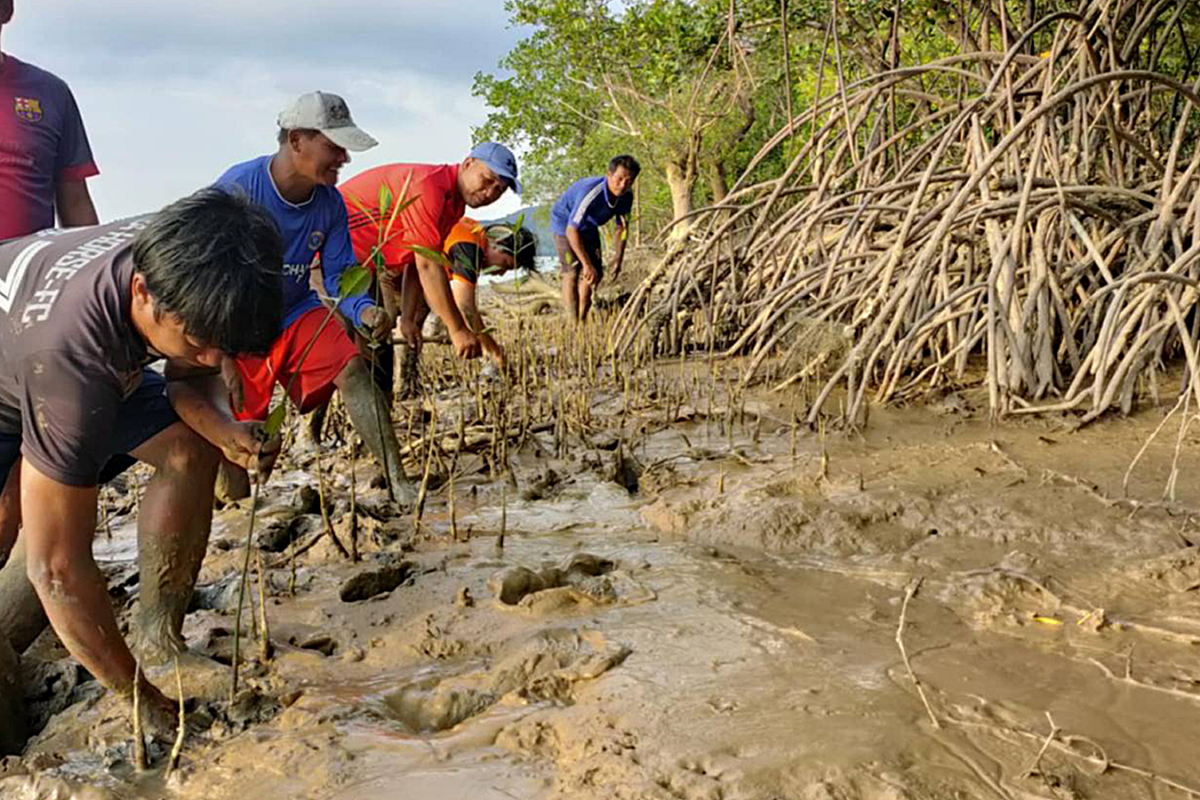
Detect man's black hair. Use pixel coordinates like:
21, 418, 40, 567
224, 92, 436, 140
487, 224, 538, 273
608, 154, 641, 178
132, 188, 284, 356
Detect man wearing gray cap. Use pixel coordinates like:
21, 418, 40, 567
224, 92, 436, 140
214, 91, 411, 505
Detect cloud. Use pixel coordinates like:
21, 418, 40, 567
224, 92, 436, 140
9, 1, 522, 79
2, 1, 529, 219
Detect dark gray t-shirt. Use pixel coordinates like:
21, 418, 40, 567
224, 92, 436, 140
0, 217, 154, 486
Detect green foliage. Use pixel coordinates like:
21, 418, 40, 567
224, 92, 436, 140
406, 244, 451, 267
264, 402, 287, 438
474, 0, 771, 233
477, 0, 1200, 237
339, 264, 372, 299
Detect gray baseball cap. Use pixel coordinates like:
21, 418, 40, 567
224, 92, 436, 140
277, 91, 378, 152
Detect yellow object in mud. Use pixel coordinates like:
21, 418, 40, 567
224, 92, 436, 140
1032, 615, 1064, 626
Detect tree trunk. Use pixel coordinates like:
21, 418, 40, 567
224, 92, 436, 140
665, 160, 696, 240
709, 160, 729, 204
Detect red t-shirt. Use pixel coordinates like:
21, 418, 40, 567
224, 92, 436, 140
340, 163, 464, 274
0, 55, 98, 241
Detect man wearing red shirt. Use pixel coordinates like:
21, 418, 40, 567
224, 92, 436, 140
0, 0, 99, 240
339, 142, 520, 363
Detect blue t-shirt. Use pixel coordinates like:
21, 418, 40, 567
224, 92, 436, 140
550, 175, 633, 236
215, 156, 371, 330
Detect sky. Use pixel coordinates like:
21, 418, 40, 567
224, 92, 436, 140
2, 0, 529, 220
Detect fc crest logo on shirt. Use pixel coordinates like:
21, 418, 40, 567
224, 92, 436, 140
14, 97, 43, 123
308, 230, 325, 251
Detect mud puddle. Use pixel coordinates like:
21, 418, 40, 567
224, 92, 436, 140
7, 369, 1200, 798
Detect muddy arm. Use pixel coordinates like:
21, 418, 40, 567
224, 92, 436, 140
20, 461, 134, 691
414, 254, 480, 359
451, 280, 504, 367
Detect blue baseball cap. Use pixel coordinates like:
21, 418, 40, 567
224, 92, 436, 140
468, 141, 521, 195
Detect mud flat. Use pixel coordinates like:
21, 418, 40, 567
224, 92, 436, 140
3, 300, 1200, 799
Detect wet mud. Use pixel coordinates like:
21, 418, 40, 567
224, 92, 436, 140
2, 306, 1200, 799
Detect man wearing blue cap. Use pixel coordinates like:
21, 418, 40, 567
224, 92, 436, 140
340, 142, 520, 368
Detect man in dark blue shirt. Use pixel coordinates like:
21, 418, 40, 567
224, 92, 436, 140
550, 154, 639, 322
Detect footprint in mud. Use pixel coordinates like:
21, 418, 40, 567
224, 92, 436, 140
488, 553, 655, 615
339, 559, 418, 602
375, 629, 631, 735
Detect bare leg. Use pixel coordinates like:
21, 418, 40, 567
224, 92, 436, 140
562, 272, 579, 321
130, 422, 221, 665
578, 275, 595, 322
0, 457, 44, 749
335, 356, 413, 507
396, 281, 429, 400
0, 462, 18, 567
0, 631, 26, 755
0, 537, 49, 654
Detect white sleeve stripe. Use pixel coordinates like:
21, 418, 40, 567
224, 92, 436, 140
571, 184, 606, 226
0, 240, 52, 314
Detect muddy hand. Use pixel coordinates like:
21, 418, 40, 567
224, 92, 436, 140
482, 335, 506, 371
451, 327, 482, 360
219, 421, 281, 481
220, 355, 245, 414
582, 264, 598, 285
400, 317, 423, 350
131, 676, 186, 742
360, 305, 395, 344
254, 428, 283, 482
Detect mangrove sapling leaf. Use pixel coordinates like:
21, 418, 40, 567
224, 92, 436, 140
343, 173, 417, 258
406, 244, 452, 267
264, 404, 288, 439
378, 182, 391, 218
339, 264, 372, 299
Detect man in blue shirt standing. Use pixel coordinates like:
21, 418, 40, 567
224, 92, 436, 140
551, 155, 640, 322
215, 91, 410, 505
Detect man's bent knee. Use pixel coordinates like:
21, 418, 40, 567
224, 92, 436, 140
136, 422, 221, 478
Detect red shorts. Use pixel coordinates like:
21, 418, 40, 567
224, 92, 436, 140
233, 307, 359, 421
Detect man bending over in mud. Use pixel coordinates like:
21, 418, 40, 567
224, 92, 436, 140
338, 142, 521, 394
215, 91, 413, 506
436, 217, 537, 370
552, 155, 639, 322
0, 189, 283, 739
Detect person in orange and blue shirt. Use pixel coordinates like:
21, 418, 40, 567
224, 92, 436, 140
434, 217, 536, 369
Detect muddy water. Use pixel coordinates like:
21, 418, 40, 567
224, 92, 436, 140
6, 395, 1200, 799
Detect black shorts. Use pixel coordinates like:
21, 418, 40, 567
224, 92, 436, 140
555, 231, 604, 283
0, 369, 179, 487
